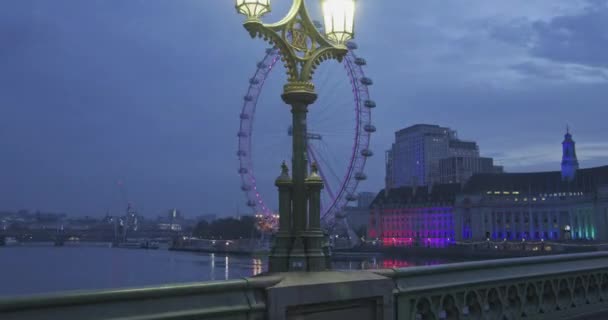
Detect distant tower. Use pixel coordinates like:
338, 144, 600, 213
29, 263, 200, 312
561, 126, 579, 181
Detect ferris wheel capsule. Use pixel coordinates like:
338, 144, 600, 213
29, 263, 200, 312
360, 77, 373, 86
346, 194, 358, 202
355, 172, 367, 181
361, 149, 373, 157
354, 58, 366, 66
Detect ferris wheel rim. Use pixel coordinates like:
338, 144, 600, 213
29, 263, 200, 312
237, 46, 373, 223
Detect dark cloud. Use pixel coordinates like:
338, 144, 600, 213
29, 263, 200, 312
530, 5, 608, 67
491, 1, 608, 68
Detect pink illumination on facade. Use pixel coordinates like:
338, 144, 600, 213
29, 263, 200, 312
370, 206, 455, 248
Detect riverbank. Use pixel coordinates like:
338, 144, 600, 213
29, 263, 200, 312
335, 244, 598, 260
169, 246, 269, 256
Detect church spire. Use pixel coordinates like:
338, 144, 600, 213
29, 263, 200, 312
561, 126, 579, 182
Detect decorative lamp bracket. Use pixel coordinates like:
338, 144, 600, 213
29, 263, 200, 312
242, 0, 348, 87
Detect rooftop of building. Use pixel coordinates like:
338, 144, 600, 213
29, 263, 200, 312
395, 124, 453, 136
370, 184, 463, 207
463, 165, 608, 194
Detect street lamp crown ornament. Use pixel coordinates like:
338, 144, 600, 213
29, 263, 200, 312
235, 0, 271, 19
235, 0, 356, 85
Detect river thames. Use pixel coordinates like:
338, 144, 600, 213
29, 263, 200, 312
0, 244, 450, 297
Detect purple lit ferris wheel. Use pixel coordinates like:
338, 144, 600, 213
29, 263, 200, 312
237, 41, 375, 232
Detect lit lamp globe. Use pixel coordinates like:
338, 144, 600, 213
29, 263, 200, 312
321, 0, 356, 45
235, 0, 271, 19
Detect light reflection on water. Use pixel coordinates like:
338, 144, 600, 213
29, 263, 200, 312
0, 246, 448, 297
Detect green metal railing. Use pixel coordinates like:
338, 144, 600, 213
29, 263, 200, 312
378, 252, 608, 319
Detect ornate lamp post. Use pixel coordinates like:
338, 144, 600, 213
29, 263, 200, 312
234, 0, 356, 272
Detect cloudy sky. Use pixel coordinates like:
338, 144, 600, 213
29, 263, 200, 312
1, 0, 607, 217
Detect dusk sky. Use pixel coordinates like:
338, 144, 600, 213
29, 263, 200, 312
1, 0, 607, 217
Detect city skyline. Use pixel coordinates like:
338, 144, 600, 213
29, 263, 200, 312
1, 1, 607, 216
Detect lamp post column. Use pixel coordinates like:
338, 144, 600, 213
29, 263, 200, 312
281, 86, 317, 270
282, 88, 316, 233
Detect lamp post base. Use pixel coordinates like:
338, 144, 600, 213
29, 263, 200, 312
268, 231, 293, 273
269, 232, 328, 272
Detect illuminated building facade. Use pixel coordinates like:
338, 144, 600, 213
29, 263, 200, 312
454, 165, 608, 242
455, 130, 608, 242
368, 184, 461, 247
372, 130, 608, 246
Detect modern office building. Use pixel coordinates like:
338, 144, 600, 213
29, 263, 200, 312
385, 124, 498, 189
439, 156, 503, 185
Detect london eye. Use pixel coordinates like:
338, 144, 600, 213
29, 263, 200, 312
237, 38, 375, 240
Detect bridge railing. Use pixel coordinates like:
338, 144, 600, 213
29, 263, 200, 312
376, 251, 608, 319
3, 252, 608, 320
0, 276, 281, 320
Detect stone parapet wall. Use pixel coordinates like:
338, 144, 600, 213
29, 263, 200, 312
3, 252, 608, 320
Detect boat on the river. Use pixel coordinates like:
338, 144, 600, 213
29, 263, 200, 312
113, 239, 159, 250
1, 237, 19, 246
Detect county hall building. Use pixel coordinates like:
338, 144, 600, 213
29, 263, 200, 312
369, 130, 608, 246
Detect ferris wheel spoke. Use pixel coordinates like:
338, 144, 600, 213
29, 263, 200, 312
312, 143, 344, 192
313, 86, 352, 119
311, 106, 355, 129
308, 144, 337, 203
318, 140, 353, 212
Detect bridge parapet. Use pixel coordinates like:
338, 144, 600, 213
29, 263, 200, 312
377, 251, 608, 319
2, 252, 608, 320
0, 276, 280, 320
